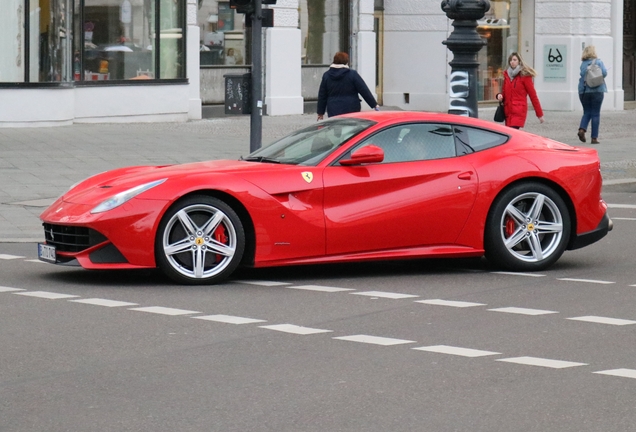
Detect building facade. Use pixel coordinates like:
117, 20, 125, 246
0, 0, 627, 127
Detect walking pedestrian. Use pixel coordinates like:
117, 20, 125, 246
317, 52, 379, 121
577, 45, 608, 144
496, 52, 544, 129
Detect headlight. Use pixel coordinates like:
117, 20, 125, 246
91, 179, 167, 214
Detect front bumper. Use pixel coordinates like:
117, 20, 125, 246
568, 212, 612, 250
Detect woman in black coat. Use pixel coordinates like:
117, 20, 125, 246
317, 52, 379, 120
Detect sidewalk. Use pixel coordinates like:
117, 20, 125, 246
0, 108, 635, 242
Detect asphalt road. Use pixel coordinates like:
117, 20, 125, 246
1, 190, 635, 432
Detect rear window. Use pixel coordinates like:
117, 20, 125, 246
453, 126, 509, 155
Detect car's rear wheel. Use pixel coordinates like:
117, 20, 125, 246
485, 182, 570, 271
155, 195, 245, 285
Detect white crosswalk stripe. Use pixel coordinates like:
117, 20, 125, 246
259, 324, 332, 335
70, 298, 139, 307
593, 369, 636, 379
567, 316, 636, 326
194, 315, 266, 324
14, 291, 79, 300
352, 291, 419, 299
489, 307, 558, 316
0, 254, 24, 260
413, 345, 500, 357
233, 280, 291, 286
287, 285, 355, 293
557, 278, 615, 284
0, 286, 25, 292
333, 335, 416, 346
496, 356, 587, 369
416, 299, 486, 308
129, 306, 200, 316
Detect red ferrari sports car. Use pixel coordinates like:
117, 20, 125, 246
38, 111, 612, 284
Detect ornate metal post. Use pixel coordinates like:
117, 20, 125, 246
441, 0, 490, 117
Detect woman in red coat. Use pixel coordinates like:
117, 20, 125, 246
496, 52, 544, 129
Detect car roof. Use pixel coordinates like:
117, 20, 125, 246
338, 110, 511, 132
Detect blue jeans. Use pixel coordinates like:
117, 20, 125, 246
579, 92, 604, 139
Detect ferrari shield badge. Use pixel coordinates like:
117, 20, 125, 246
301, 172, 313, 183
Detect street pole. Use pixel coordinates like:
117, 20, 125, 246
249, 0, 263, 152
441, 0, 490, 118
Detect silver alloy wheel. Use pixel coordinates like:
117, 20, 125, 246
162, 203, 237, 280
498, 192, 564, 263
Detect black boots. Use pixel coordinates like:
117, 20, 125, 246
577, 128, 586, 143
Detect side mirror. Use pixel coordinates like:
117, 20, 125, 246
339, 145, 384, 166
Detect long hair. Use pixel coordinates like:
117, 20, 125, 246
508, 52, 537, 77
582, 45, 597, 60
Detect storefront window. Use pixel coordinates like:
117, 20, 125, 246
477, 0, 519, 101
159, 0, 184, 78
81, 0, 156, 80
198, 0, 248, 66
1, 0, 73, 83
300, 0, 346, 65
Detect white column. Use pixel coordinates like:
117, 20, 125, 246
187, 0, 202, 120
352, 0, 376, 105
265, 0, 304, 116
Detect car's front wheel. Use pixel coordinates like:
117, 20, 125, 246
155, 195, 245, 285
485, 182, 571, 271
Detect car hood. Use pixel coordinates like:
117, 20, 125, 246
62, 160, 318, 205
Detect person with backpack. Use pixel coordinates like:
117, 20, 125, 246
577, 45, 608, 144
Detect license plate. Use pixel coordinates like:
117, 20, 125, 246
38, 243, 56, 263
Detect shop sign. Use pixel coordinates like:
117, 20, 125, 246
543, 45, 567, 82
120, 0, 132, 24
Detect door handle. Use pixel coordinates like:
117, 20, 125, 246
458, 171, 473, 180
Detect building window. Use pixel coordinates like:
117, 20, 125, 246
300, 0, 349, 65
198, 0, 249, 66
1, 0, 73, 83
78, 0, 185, 81
477, 0, 518, 101
1, 0, 185, 84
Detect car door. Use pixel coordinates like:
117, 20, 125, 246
322, 123, 479, 256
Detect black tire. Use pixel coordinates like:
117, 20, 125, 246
484, 182, 571, 271
155, 195, 245, 285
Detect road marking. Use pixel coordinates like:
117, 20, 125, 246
352, 291, 419, 299
612, 217, 636, 221
13, 291, 79, 300
287, 285, 355, 293
129, 306, 200, 316
567, 316, 636, 326
557, 278, 615, 285
333, 335, 416, 346
24, 259, 48, 264
416, 299, 486, 308
194, 314, 266, 324
232, 280, 291, 286
0, 286, 25, 292
259, 324, 332, 335
413, 345, 500, 357
491, 271, 546, 277
593, 369, 636, 379
0, 254, 25, 260
496, 356, 587, 369
488, 307, 558, 316
70, 298, 139, 307
607, 203, 636, 209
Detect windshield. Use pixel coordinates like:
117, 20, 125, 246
245, 118, 375, 166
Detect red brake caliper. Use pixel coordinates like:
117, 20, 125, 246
505, 216, 516, 238
213, 225, 228, 263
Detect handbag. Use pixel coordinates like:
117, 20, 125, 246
585, 59, 604, 88
494, 102, 505, 122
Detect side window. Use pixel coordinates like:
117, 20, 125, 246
454, 126, 509, 155
343, 123, 456, 163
